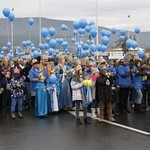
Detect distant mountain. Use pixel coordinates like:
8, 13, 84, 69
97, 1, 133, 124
0, 17, 150, 52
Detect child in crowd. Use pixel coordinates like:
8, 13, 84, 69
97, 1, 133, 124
10, 67, 25, 119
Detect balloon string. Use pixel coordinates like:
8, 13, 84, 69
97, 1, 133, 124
29, 26, 32, 41
6, 19, 10, 42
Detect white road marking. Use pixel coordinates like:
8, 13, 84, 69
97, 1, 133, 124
69, 111, 150, 136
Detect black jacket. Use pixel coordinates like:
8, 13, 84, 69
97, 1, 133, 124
96, 75, 113, 102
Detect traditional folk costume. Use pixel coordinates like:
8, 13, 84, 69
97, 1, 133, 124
46, 74, 60, 113
35, 73, 48, 117
55, 64, 72, 109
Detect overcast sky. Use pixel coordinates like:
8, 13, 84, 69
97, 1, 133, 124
1, 0, 150, 31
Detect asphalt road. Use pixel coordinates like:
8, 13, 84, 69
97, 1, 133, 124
0, 111, 150, 150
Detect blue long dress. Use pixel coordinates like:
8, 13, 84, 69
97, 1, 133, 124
35, 82, 48, 117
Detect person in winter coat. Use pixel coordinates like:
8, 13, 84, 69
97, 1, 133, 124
90, 67, 100, 118
96, 65, 115, 122
132, 59, 145, 112
117, 57, 132, 114
70, 65, 90, 125
10, 67, 25, 119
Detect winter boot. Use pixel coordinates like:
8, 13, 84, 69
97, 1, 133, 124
18, 112, 24, 118
84, 118, 91, 124
11, 112, 16, 119
96, 108, 100, 118
91, 108, 96, 118
76, 118, 83, 125
108, 116, 116, 122
98, 115, 104, 123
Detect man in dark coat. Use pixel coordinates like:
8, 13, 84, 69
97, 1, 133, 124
96, 65, 115, 122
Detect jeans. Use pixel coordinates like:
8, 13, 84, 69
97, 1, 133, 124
134, 89, 143, 104
11, 97, 23, 112
74, 101, 87, 118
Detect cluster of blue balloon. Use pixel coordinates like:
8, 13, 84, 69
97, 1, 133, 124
2, 7, 15, 22
72, 18, 112, 57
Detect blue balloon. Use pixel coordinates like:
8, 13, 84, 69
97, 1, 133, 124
49, 27, 56, 36
76, 45, 82, 52
58, 38, 64, 44
7, 53, 13, 60
111, 28, 116, 34
44, 43, 49, 49
104, 30, 111, 38
31, 46, 36, 51
119, 36, 125, 42
71, 38, 75, 43
79, 28, 85, 35
101, 45, 107, 52
83, 43, 89, 50
100, 29, 106, 36
131, 40, 137, 49
28, 18, 34, 26
27, 40, 32, 46
126, 39, 132, 48
90, 44, 96, 52
73, 21, 80, 29
7, 42, 11, 48
0, 54, 4, 60
120, 29, 126, 36
22, 41, 27, 47
101, 36, 109, 45
73, 30, 78, 36
8, 13, 15, 22
41, 28, 49, 38
2, 46, 7, 51
2, 8, 10, 17
61, 41, 68, 49
38, 43, 44, 50
80, 50, 86, 57
55, 49, 59, 54
135, 27, 140, 34
90, 21, 95, 25
85, 25, 91, 32
96, 44, 102, 52
79, 18, 87, 29
48, 48, 54, 55
33, 50, 40, 58
46, 36, 51, 42
61, 24, 67, 31
90, 29, 97, 38
31, 44, 34, 47
1, 51, 5, 55
90, 25, 96, 30
138, 50, 144, 58
49, 39, 57, 49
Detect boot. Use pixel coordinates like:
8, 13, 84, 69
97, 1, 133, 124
96, 108, 100, 118
76, 118, 83, 125
108, 116, 116, 122
18, 112, 24, 118
135, 104, 145, 113
11, 112, 16, 119
146, 106, 150, 112
98, 115, 104, 123
84, 118, 91, 124
91, 108, 96, 118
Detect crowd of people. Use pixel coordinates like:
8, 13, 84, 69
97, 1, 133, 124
0, 53, 150, 125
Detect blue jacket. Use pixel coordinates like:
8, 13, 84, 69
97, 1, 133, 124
132, 67, 142, 90
117, 64, 131, 87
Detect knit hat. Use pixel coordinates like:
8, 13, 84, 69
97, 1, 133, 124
91, 67, 99, 74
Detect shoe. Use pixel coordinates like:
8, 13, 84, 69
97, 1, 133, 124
109, 117, 116, 122
146, 106, 150, 112
11, 113, 16, 119
18, 112, 24, 118
84, 118, 91, 124
98, 117, 103, 123
76, 118, 83, 125
91, 108, 97, 118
